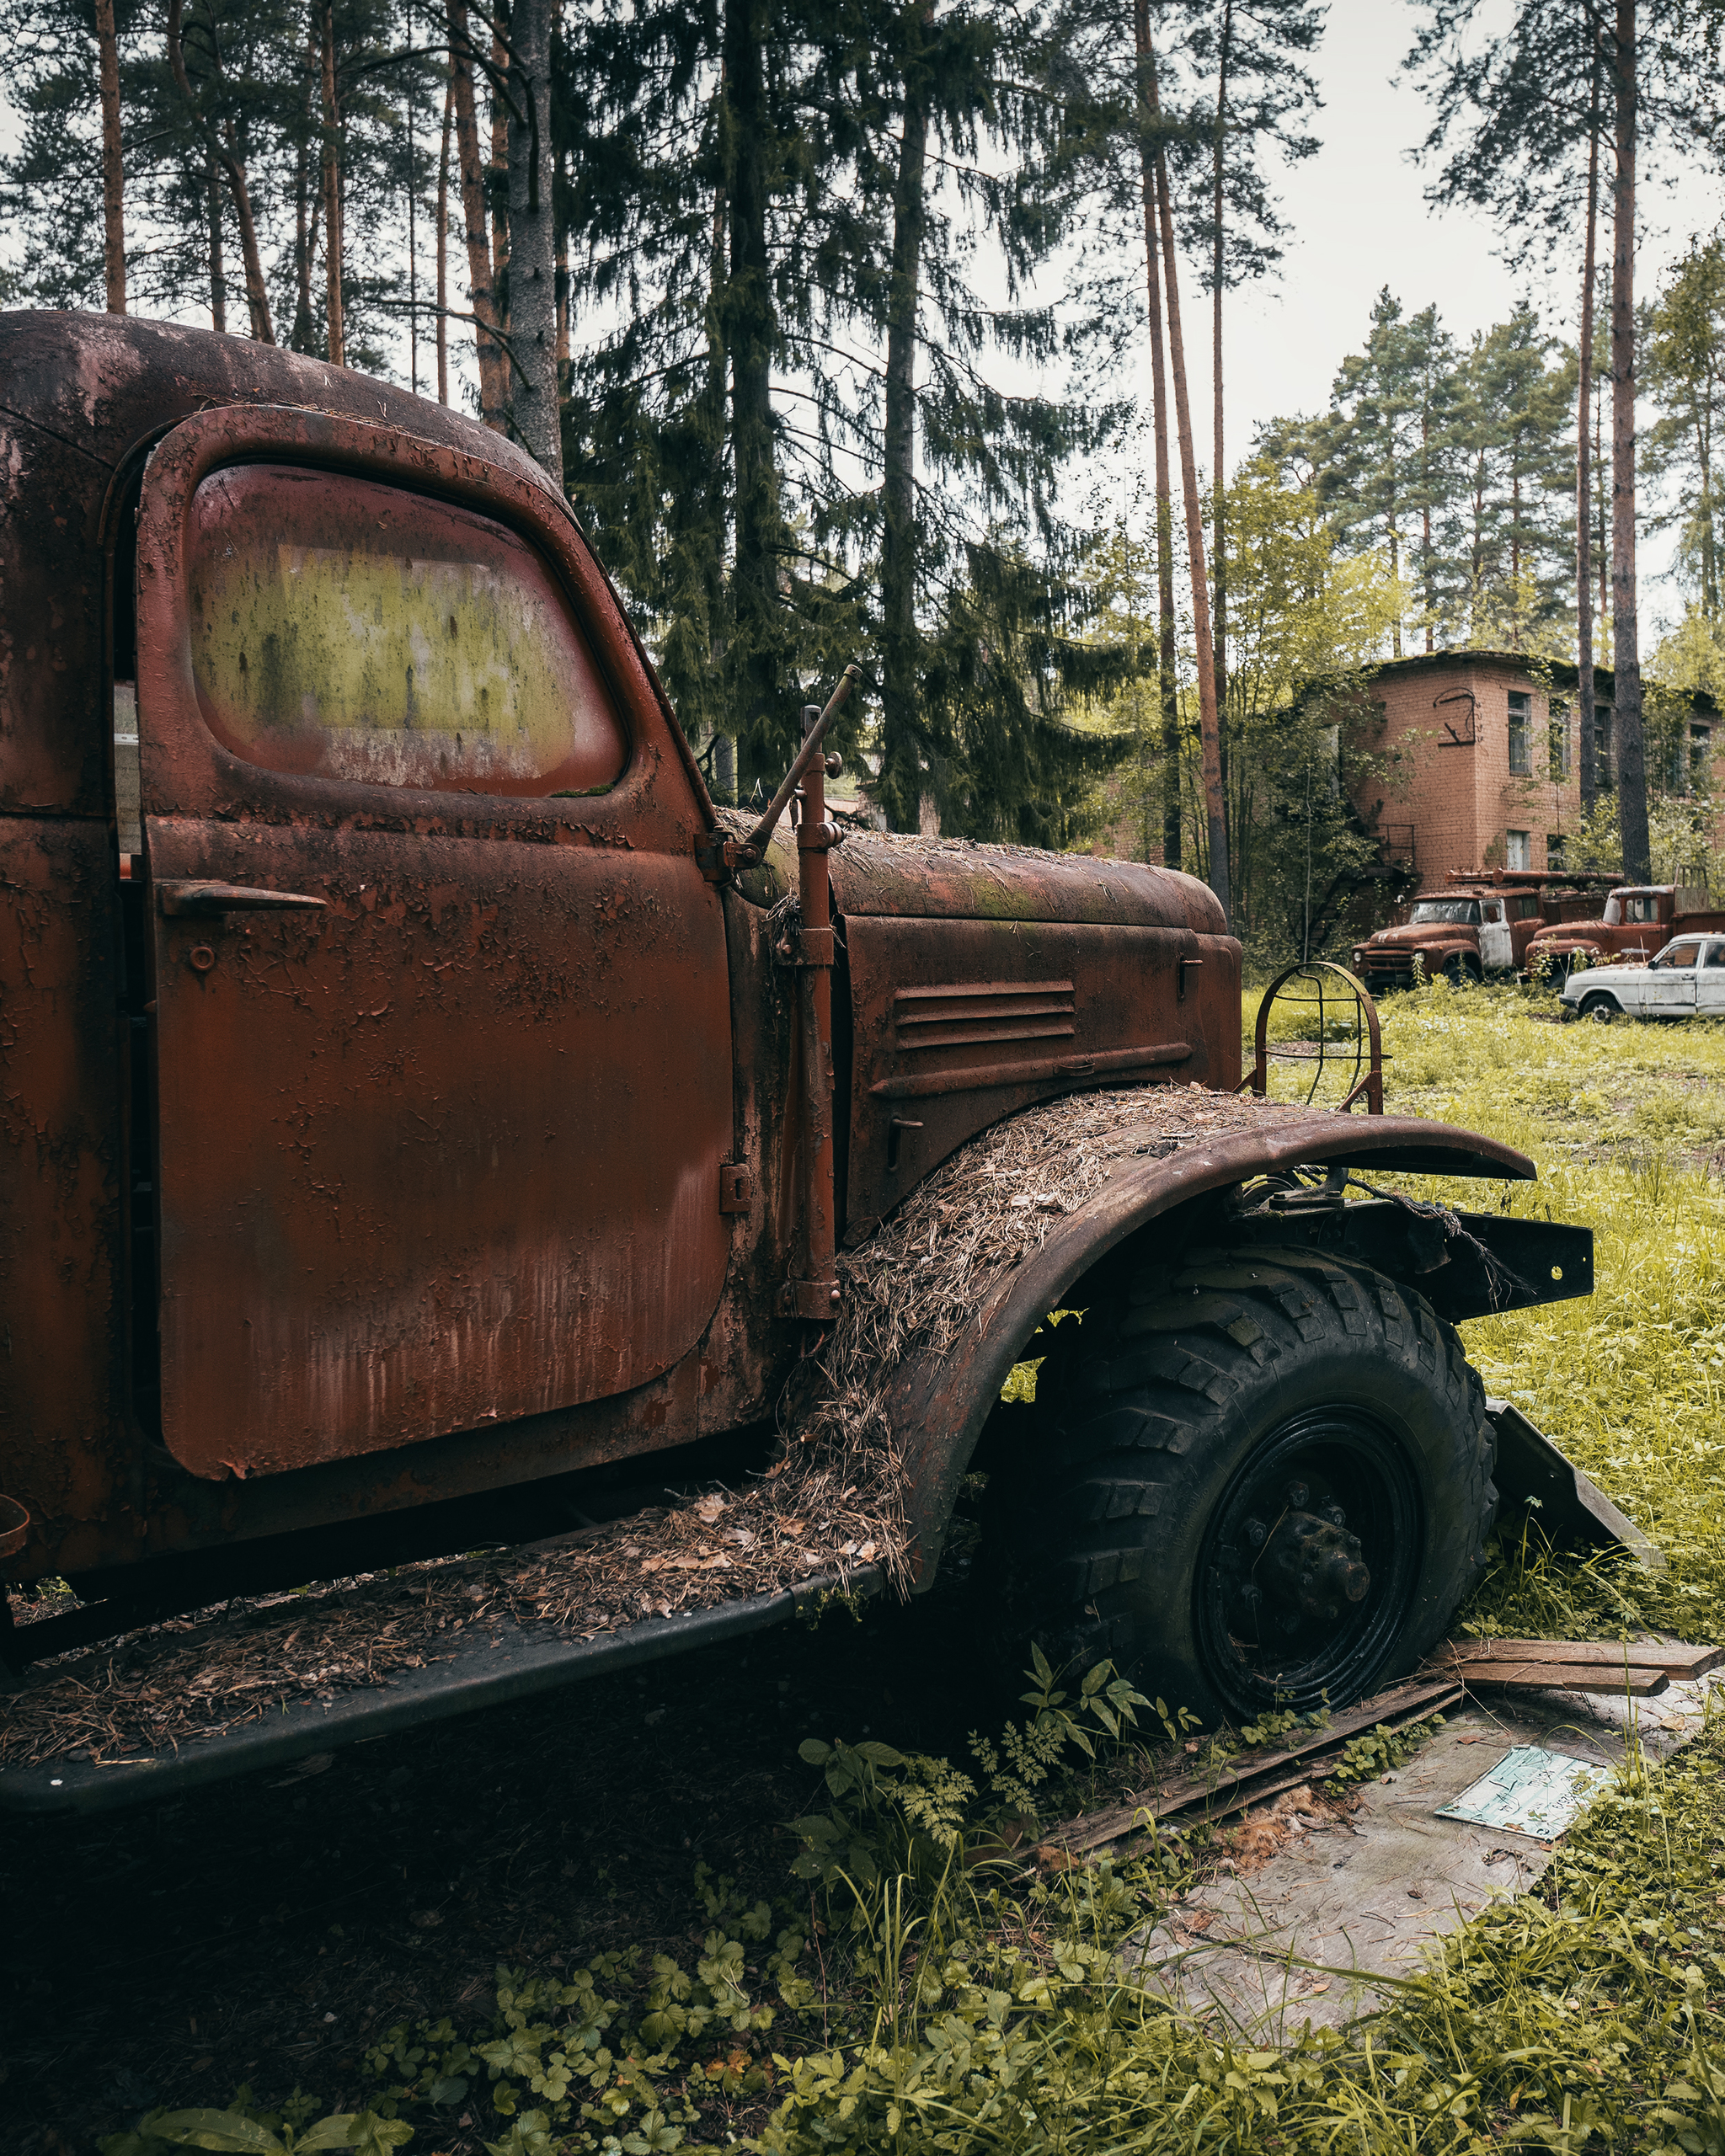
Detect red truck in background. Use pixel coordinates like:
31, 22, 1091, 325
1522, 883, 1725, 979
1352, 870, 1613, 993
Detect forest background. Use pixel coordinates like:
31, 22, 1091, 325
3, 0, 1724, 967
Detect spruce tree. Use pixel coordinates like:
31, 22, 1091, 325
1647, 233, 1725, 618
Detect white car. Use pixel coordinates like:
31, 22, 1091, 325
1560, 934, 1725, 1021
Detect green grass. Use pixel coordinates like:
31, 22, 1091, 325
1254, 973, 1725, 1649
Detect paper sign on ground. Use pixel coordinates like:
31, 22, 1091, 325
1434, 1745, 1612, 1838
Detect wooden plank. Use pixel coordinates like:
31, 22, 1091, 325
1438, 1637, 1722, 1679
1459, 1659, 1670, 1697
1044, 1676, 1463, 1856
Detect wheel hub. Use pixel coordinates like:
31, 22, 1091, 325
1197, 1410, 1421, 1717
1253, 1507, 1371, 1623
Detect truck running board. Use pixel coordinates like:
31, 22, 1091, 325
0, 1567, 883, 1818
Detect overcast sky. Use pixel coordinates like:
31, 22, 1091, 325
1151, 0, 1722, 626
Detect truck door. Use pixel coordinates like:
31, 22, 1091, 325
1700, 940, 1725, 1015
1642, 939, 1701, 1018
132, 411, 733, 1480
1477, 899, 1514, 973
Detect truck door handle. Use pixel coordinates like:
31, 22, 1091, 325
156, 880, 329, 918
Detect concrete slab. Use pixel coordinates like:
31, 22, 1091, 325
1124, 1666, 1724, 2040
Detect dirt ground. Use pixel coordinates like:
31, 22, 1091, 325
1, 1549, 1019, 2155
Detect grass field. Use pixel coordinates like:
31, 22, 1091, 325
1257, 974, 1725, 1649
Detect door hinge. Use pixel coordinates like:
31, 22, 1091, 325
718, 1161, 753, 1214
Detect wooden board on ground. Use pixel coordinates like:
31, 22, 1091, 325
1437, 1638, 1722, 1680
1041, 1676, 1462, 1857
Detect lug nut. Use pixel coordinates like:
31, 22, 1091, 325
1286, 1481, 1309, 1508
1245, 1518, 1267, 1549
1324, 1504, 1346, 1528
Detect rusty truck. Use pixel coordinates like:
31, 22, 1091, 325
1522, 881, 1725, 979
0, 315, 1608, 1811
1351, 869, 1611, 992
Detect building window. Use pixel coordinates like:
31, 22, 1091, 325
1508, 691, 1533, 775
1548, 702, 1571, 779
1690, 723, 1712, 790
1547, 833, 1567, 869
1506, 830, 1532, 869
1595, 706, 1614, 787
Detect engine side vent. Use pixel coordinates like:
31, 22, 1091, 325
891, 979, 1076, 1054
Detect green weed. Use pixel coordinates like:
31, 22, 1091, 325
1253, 973, 1725, 1648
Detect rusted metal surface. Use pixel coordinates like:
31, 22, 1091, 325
883, 1112, 1538, 1582
133, 404, 732, 1479
0, 816, 128, 1560
0, 1497, 29, 1563
832, 831, 1232, 931
841, 911, 1238, 1234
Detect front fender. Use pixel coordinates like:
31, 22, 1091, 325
886, 1113, 1533, 1584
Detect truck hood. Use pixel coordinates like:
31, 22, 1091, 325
1361, 921, 1468, 949
828, 830, 1226, 932
1530, 920, 1611, 942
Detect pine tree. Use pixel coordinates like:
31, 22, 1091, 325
1322, 289, 1424, 654
1646, 233, 1725, 618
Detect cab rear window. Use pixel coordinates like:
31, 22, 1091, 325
184, 464, 628, 797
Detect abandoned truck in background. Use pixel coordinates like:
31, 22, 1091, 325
1351, 869, 1614, 991
0, 316, 1597, 1807
1522, 880, 1725, 979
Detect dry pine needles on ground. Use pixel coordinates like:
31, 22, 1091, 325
2, 1084, 1311, 1769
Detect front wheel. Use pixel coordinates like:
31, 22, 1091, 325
989, 1248, 1494, 1727
1578, 990, 1619, 1023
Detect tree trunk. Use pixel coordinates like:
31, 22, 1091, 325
1577, 49, 1600, 818
879, 0, 931, 831
168, 0, 273, 341
1135, 0, 1179, 872
436, 66, 452, 403
723, 0, 784, 782
207, 147, 227, 331
291, 65, 317, 352
1611, 0, 1648, 880
1148, 42, 1228, 922
1210, 0, 1232, 882
490, 26, 510, 339
505, 0, 562, 478
706, 128, 733, 801
408, 5, 419, 398
1422, 422, 1433, 654
320, 1, 344, 364
1511, 472, 1522, 644
94, 0, 126, 312
448, 0, 504, 425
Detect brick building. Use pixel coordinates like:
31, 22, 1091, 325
1348, 649, 1720, 883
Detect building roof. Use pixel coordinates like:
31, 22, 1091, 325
1355, 647, 1720, 717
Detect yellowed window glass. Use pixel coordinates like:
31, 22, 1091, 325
185, 464, 628, 796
